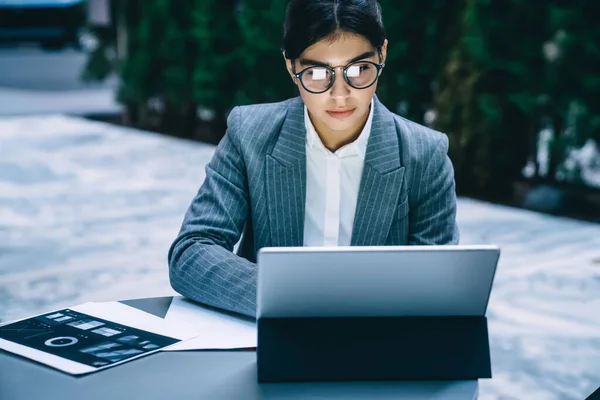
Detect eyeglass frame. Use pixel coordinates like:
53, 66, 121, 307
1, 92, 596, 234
292, 59, 385, 94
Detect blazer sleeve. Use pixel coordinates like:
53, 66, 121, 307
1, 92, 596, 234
168, 106, 257, 317
408, 134, 460, 245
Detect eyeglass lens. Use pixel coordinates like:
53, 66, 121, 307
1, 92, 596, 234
300, 62, 378, 93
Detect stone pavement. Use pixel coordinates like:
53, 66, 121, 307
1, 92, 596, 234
0, 115, 599, 400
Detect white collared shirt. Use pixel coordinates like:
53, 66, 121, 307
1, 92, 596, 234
303, 99, 374, 246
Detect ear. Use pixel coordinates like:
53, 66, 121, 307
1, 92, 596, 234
283, 51, 298, 83
378, 39, 388, 76
380, 39, 388, 65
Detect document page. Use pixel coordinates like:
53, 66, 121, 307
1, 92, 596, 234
162, 296, 256, 351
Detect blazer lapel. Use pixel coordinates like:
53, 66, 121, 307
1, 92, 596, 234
351, 97, 405, 246
265, 97, 306, 247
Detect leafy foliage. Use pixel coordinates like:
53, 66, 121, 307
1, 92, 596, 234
377, 0, 464, 124
82, 0, 600, 198
434, 0, 549, 199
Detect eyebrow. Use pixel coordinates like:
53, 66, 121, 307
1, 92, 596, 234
298, 51, 376, 67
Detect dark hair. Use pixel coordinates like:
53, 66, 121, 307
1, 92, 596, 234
283, 0, 386, 60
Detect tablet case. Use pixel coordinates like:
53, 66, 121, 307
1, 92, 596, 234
257, 316, 491, 382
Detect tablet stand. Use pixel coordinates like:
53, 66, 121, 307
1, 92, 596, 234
257, 316, 491, 382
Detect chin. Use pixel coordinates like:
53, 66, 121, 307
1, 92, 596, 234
325, 120, 354, 132
327, 115, 359, 128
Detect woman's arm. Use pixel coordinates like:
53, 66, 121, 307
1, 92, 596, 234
408, 134, 460, 245
168, 107, 257, 317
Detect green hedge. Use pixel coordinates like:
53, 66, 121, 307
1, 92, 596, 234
83, 0, 600, 201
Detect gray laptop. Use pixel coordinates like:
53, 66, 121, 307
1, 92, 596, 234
256, 245, 500, 319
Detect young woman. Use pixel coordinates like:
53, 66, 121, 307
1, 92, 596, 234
168, 0, 459, 317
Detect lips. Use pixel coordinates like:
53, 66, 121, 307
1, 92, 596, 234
327, 108, 356, 119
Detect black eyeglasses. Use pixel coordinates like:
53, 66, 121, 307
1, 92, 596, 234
294, 60, 385, 94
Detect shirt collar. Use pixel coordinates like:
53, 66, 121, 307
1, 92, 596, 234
304, 98, 374, 160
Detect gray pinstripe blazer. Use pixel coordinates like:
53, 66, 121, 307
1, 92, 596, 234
168, 96, 459, 317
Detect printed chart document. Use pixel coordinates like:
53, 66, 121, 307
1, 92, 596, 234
0, 302, 193, 375
162, 296, 256, 351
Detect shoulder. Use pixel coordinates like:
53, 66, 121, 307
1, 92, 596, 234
395, 115, 448, 160
225, 97, 296, 148
235, 98, 291, 123
382, 110, 449, 173
374, 97, 448, 166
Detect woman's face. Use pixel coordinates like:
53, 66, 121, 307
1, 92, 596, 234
285, 32, 387, 138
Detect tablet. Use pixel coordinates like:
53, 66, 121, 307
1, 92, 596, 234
257, 245, 500, 318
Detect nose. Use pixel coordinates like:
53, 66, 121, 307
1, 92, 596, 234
330, 67, 351, 100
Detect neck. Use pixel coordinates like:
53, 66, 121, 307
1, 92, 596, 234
310, 105, 371, 153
